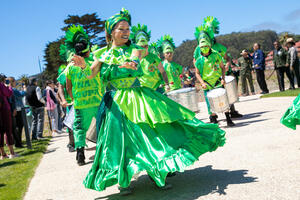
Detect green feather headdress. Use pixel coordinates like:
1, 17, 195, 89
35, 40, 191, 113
105, 8, 131, 35
203, 16, 220, 35
148, 42, 159, 56
130, 23, 151, 46
59, 43, 73, 62
157, 35, 176, 53
194, 24, 214, 47
64, 24, 90, 55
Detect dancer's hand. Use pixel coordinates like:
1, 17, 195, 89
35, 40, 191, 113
221, 79, 226, 86
119, 62, 137, 70
72, 55, 86, 69
201, 82, 207, 89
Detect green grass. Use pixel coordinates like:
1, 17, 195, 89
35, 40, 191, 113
0, 138, 50, 200
261, 88, 300, 98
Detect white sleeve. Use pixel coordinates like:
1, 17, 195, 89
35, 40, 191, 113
36, 87, 46, 104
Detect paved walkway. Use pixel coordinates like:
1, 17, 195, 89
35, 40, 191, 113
24, 95, 300, 200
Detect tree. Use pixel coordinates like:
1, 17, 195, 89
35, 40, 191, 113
43, 38, 65, 81
62, 13, 106, 47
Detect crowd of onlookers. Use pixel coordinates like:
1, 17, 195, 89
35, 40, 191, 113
0, 75, 65, 160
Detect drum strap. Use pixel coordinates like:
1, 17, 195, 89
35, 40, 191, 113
204, 77, 222, 89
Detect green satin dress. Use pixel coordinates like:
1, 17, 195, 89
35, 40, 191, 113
84, 44, 226, 191
280, 94, 300, 130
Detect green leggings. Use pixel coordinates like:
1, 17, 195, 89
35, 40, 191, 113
73, 106, 98, 149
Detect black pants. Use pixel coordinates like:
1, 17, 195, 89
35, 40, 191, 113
291, 63, 300, 87
276, 67, 294, 91
255, 69, 269, 93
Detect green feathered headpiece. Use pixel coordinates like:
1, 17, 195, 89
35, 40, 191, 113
105, 8, 131, 35
64, 25, 90, 56
203, 16, 220, 35
157, 35, 176, 53
194, 24, 214, 47
130, 23, 151, 46
148, 42, 159, 56
59, 43, 73, 62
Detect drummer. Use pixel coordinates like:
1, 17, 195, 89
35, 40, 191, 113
193, 16, 243, 119
157, 35, 184, 91
64, 25, 103, 166
129, 24, 169, 93
194, 24, 235, 126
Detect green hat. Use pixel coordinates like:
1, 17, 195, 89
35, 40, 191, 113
148, 42, 159, 56
203, 16, 220, 35
157, 35, 176, 53
64, 25, 90, 56
130, 23, 151, 46
194, 24, 214, 48
105, 8, 131, 35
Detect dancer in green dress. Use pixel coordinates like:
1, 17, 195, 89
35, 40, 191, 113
157, 35, 184, 91
281, 94, 300, 130
72, 8, 225, 195
194, 24, 235, 126
130, 23, 169, 93
63, 25, 103, 166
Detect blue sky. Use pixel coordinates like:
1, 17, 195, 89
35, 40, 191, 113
1, 0, 299, 78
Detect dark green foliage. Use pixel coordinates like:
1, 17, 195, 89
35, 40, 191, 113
173, 30, 300, 68
62, 13, 106, 47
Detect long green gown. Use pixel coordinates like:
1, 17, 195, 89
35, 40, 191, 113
280, 94, 300, 130
83, 44, 226, 191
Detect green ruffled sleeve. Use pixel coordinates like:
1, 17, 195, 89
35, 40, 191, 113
100, 63, 143, 82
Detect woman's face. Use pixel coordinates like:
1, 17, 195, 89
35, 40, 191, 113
111, 21, 130, 45
164, 52, 173, 61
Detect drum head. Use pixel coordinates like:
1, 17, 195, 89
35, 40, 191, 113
207, 88, 226, 98
225, 76, 235, 83
167, 87, 195, 95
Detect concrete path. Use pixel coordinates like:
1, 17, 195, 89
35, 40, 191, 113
24, 95, 300, 200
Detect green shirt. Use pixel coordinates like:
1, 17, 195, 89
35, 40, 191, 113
94, 44, 144, 89
66, 57, 102, 109
162, 60, 182, 91
195, 50, 223, 90
57, 64, 72, 104
139, 53, 163, 89
237, 56, 252, 74
194, 42, 227, 63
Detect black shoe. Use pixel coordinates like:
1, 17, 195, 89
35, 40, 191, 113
289, 87, 295, 90
15, 144, 24, 148
230, 111, 243, 118
225, 112, 235, 127
69, 146, 75, 153
76, 148, 85, 166
209, 115, 218, 123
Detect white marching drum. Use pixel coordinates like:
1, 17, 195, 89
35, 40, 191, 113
207, 88, 229, 113
225, 76, 239, 104
63, 105, 75, 130
167, 87, 200, 112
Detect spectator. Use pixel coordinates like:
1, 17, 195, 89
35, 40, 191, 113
46, 80, 61, 135
249, 43, 269, 94
183, 67, 196, 88
286, 38, 300, 88
0, 74, 19, 159
273, 41, 294, 91
8, 77, 30, 148
237, 50, 255, 96
25, 78, 45, 140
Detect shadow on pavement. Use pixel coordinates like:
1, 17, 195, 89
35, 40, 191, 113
233, 111, 274, 121
95, 165, 257, 200
44, 147, 58, 154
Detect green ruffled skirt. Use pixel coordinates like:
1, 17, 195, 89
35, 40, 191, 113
84, 87, 225, 191
281, 94, 300, 130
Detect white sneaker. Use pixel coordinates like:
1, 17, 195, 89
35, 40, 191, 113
9, 154, 20, 159
1, 155, 9, 160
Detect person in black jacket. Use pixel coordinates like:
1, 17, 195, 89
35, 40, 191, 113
25, 78, 45, 140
